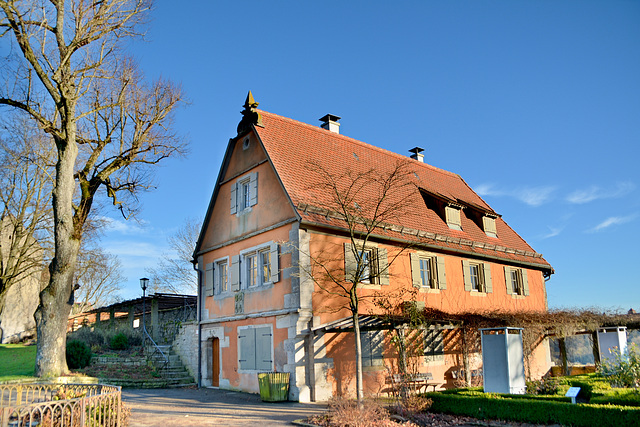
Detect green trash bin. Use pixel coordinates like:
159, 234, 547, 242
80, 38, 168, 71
258, 372, 290, 402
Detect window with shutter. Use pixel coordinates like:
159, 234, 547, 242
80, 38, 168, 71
238, 328, 256, 370
505, 267, 528, 296
238, 325, 273, 372
445, 205, 462, 230
255, 327, 273, 371
231, 255, 241, 291
233, 172, 258, 215
239, 241, 280, 289
205, 263, 214, 296
424, 328, 444, 362
344, 242, 386, 285
463, 260, 492, 293
214, 258, 228, 295
483, 216, 497, 237
361, 330, 384, 367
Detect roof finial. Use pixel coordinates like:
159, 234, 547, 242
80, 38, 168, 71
237, 90, 263, 134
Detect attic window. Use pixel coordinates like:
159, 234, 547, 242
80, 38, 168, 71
445, 205, 462, 230
483, 216, 497, 238
242, 138, 250, 150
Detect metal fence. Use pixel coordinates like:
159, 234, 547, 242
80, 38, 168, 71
0, 383, 121, 427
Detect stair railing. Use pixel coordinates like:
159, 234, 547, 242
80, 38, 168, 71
142, 324, 170, 375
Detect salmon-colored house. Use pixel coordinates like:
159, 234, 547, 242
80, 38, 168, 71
193, 93, 554, 401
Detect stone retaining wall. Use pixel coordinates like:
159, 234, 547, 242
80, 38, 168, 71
172, 321, 199, 382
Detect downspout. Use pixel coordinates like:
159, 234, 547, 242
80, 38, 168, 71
193, 259, 203, 387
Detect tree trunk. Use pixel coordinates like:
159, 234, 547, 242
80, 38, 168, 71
462, 327, 471, 387
34, 133, 80, 377
353, 311, 364, 402
591, 331, 601, 366
558, 337, 570, 376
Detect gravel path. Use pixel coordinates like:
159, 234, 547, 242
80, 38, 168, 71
123, 387, 326, 427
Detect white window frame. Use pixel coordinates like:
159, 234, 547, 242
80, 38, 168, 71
344, 242, 389, 286
230, 172, 258, 215
505, 266, 529, 296
462, 260, 493, 293
410, 252, 447, 291
214, 256, 229, 296
239, 241, 279, 290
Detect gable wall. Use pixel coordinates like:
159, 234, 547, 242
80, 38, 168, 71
199, 133, 296, 251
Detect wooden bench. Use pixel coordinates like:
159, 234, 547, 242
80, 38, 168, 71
385, 373, 441, 396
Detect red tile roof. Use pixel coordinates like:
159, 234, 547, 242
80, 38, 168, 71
254, 110, 552, 272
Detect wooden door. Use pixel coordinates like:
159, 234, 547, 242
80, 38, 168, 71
212, 338, 220, 387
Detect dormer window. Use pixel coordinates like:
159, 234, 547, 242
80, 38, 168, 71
445, 205, 462, 230
483, 215, 497, 238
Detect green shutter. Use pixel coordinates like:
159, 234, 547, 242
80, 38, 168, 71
269, 242, 279, 283
483, 263, 493, 293
231, 255, 241, 291
230, 182, 238, 214
378, 247, 389, 285
249, 172, 258, 206
522, 269, 529, 296
205, 263, 214, 296
436, 256, 447, 290
239, 328, 256, 370
410, 253, 421, 288
344, 243, 356, 282
504, 267, 513, 295
462, 260, 472, 291
255, 327, 273, 371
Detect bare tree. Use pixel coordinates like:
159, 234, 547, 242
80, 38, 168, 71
0, 0, 186, 377
0, 117, 53, 322
146, 217, 201, 294
301, 159, 416, 402
73, 245, 125, 313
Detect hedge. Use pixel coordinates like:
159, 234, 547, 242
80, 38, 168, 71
426, 392, 640, 427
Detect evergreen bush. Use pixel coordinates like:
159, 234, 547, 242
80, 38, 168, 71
66, 340, 92, 369
109, 332, 129, 350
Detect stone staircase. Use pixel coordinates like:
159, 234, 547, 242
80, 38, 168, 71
146, 344, 196, 388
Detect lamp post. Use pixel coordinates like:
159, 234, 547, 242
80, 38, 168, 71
140, 277, 149, 346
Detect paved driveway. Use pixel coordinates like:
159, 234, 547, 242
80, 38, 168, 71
123, 388, 325, 426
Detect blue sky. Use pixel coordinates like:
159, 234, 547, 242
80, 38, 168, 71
101, 1, 640, 310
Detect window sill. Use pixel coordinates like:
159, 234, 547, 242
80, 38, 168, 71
419, 287, 440, 294
243, 282, 275, 293
509, 294, 526, 299
357, 283, 382, 290
235, 207, 253, 217
469, 291, 487, 297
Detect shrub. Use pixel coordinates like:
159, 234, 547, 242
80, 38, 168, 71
527, 376, 560, 395
591, 389, 640, 407
426, 390, 640, 427
66, 340, 92, 369
600, 344, 640, 389
110, 332, 129, 350
326, 397, 397, 427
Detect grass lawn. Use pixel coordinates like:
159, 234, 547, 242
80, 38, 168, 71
0, 344, 36, 381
